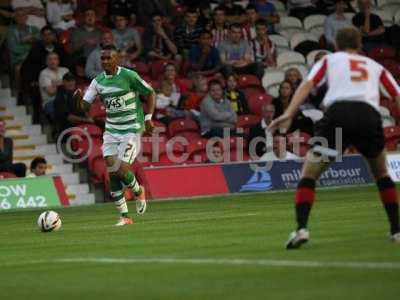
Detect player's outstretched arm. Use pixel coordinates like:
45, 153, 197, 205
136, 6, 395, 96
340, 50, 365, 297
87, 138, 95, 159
143, 91, 156, 135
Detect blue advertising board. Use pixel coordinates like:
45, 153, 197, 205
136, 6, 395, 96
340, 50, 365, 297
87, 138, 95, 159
221, 155, 373, 193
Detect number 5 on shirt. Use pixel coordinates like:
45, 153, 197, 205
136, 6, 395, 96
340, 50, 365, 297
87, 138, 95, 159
350, 59, 369, 82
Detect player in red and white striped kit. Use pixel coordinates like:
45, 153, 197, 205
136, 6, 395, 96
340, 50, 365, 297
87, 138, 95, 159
269, 27, 400, 249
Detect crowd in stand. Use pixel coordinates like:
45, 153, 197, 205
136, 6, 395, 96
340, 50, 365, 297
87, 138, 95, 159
1, 0, 400, 177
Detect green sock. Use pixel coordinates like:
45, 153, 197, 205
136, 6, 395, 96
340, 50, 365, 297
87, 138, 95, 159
110, 175, 128, 216
121, 171, 141, 195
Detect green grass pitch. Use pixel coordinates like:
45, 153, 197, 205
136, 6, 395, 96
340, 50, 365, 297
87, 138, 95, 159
0, 185, 399, 300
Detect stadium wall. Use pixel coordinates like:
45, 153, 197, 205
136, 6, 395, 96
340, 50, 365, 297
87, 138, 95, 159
143, 155, 374, 200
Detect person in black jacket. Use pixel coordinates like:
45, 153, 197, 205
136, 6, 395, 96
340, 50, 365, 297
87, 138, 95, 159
248, 102, 276, 158
0, 122, 26, 177
225, 74, 249, 115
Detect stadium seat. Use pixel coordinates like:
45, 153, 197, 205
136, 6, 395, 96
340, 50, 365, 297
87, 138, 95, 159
303, 15, 326, 37
384, 126, 400, 151
78, 124, 103, 138
177, 78, 194, 91
277, 16, 304, 39
149, 60, 176, 80
168, 118, 199, 137
380, 3, 400, 18
306, 49, 331, 67
237, 114, 261, 129
371, 9, 393, 26
58, 29, 71, 53
247, 93, 273, 115
0, 172, 17, 179
287, 132, 311, 157
269, 34, 290, 52
380, 59, 400, 78
187, 137, 209, 162
237, 74, 261, 89
368, 46, 396, 61
262, 70, 285, 98
277, 51, 306, 69
270, 0, 286, 12
395, 9, 400, 24
290, 32, 319, 50
131, 61, 150, 76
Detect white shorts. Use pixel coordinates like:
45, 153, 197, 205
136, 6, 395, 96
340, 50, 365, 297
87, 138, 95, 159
102, 132, 141, 164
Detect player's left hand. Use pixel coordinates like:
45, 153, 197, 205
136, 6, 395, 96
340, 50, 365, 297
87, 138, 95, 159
144, 119, 154, 135
268, 113, 293, 134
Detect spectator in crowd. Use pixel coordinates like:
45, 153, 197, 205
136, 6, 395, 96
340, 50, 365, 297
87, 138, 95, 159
284, 67, 303, 91
0, 121, 26, 177
155, 80, 187, 123
248, 103, 275, 158
54, 72, 93, 132
188, 30, 221, 77
107, 0, 137, 26
11, 0, 46, 30
317, 0, 355, 15
143, 13, 178, 62
210, 5, 228, 48
70, 7, 102, 59
182, 73, 209, 113
46, 0, 77, 31
324, 0, 352, 49
111, 13, 142, 61
250, 19, 277, 69
219, 23, 264, 79
225, 74, 249, 115
287, 0, 317, 21
136, 0, 173, 27
273, 80, 314, 135
221, 0, 246, 24
85, 30, 114, 79
253, 0, 280, 34
174, 8, 203, 56
242, 4, 259, 42
39, 52, 69, 119
259, 134, 299, 161
205, 143, 224, 163
200, 80, 237, 138
6, 9, 39, 88
161, 63, 189, 95
352, 0, 385, 52
26, 157, 47, 177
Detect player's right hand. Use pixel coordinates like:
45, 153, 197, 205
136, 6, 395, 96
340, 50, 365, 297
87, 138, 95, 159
268, 113, 293, 134
144, 120, 155, 135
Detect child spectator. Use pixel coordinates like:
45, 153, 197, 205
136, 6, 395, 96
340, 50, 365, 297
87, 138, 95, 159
27, 157, 47, 177
225, 74, 249, 115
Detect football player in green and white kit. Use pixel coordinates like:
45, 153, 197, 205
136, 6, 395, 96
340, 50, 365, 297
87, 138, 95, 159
74, 45, 156, 226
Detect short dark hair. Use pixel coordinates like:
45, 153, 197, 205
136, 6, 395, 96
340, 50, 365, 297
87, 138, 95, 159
40, 25, 55, 35
114, 13, 128, 19
83, 7, 96, 14
246, 4, 257, 11
101, 44, 118, 52
30, 157, 47, 171
208, 79, 222, 89
229, 23, 241, 30
185, 7, 198, 15
63, 72, 75, 81
214, 5, 226, 13
255, 19, 268, 27
335, 27, 362, 51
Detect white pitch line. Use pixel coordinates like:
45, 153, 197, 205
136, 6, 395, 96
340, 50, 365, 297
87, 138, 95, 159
1, 257, 400, 270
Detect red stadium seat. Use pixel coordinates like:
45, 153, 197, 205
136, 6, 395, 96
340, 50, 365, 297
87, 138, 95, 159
168, 118, 199, 136
58, 30, 72, 53
0, 172, 17, 179
287, 132, 311, 157
131, 61, 150, 76
149, 60, 176, 80
91, 157, 107, 184
368, 46, 396, 61
179, 131, 202, 141
187, 137, 208, 162
238, 74, 261, 89
384, 126, 400, 151
237, 114, 261, 129
247, 93, 273, 116
78, 124, 103, 138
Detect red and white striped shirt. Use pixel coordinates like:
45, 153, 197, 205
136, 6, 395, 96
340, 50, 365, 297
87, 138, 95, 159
307, 52, 400, 112
211, 27, 229, 48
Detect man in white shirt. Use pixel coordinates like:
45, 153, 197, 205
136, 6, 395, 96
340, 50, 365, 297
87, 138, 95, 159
12, 0, 46, 30
259, 134, 299, 161
324, 0, 351, 49
39, 52, 69, 118
270, 27, 400, 249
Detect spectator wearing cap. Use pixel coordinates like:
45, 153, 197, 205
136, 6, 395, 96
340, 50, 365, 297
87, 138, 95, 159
70, 7, 102, 59
85, 31, 114, 79
324, 0, 351, 49
26, 157, 47, 177
219, 23, 264, 79
143, 13, 178, 62
0, 122, 27, 177
111, 13, 142, 60
46, 0, 77, 31
11, 0, 46, 30
200, 80, 237, 139
188, 30, 221, 77
174, 8, 203, 57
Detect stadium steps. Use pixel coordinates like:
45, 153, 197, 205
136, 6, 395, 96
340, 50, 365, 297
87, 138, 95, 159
0, 87, 96, 207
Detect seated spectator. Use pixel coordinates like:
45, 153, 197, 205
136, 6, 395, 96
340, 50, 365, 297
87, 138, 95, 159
248, 102, 275, 158
210, 5, 229, 48
0, 121, 26, 177
39, 52, 69, 120
287, 0, 317, 22
161, 63, 189, 95
250, 19, 277, 68
219, 23, 264, 79
182, 74, 209, 113
70, 7, 102, 59
11, 0, 46, 30
107, 0, 137, 26
242, 4, 259, 42
136, 0, 173, 27
221, 0, 246, 24
259, 134, 299, 161
352, 0, 385, 52
324, 0, 352, 49
273, 81, 314, 135
284, 67, 303, 91
174, 8, 203, 56
111, 13, 141, 61
225, 74, 249, 115
253, 0, 280, 34
200, 80, 237, 138
317, 0, 355, 15
54, 72, 94, 132
143, 13, 178, 62
85, 31, 114, 79
155, 80, 187, 123
46, 0, 77, 31
188, 30, 221, 77
26, 157, 47, 177
6, 9, 39, 88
